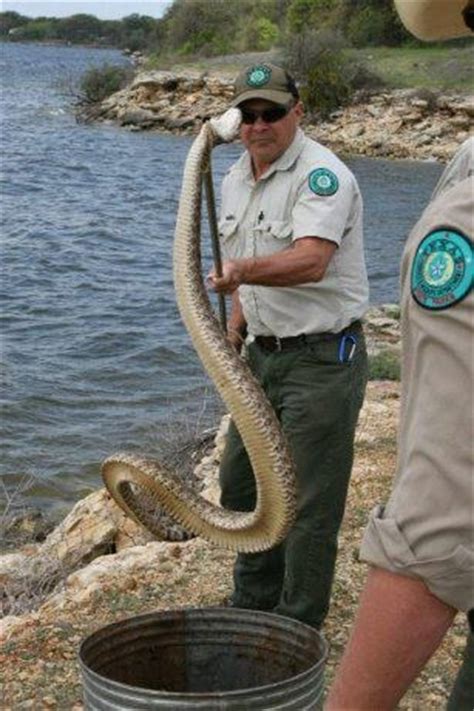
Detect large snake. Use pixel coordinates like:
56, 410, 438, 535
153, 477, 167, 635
102, 111, 297, 553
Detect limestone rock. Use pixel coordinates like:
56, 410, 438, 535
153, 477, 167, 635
0, 488, 155, 615
119, 108, 158, 127
363, 304, 401, 356
457, 99, 474, 117
164, 116, 196, 130
131, 70, 180, 90
0, 613, 36, 640
449, 114, 472, 128
345, 124, 366, 138
380, 304, 401, 320
410, 99, 429, 110
80, 69, 472, 162
63, 540, 170, 594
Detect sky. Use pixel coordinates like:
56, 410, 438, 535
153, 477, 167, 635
1, 1, 172, 20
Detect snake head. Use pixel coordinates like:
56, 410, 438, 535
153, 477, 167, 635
209, 108, 242, 144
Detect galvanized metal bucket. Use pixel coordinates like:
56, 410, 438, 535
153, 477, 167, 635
79, 607, 328, 709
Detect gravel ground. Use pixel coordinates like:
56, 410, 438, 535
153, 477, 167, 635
0, 382, 467, 709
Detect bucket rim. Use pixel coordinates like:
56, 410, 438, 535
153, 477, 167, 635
79, 606, 328, 702
79, 606, 327, 650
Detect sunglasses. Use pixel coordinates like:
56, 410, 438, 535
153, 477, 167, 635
240, 105, 291, 125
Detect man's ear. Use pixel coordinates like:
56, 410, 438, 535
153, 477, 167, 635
294, 101, 304, 120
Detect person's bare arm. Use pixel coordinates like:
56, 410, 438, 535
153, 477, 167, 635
208, 237, 336, 294
325, 567, 457, 711
226, 291, 247, 352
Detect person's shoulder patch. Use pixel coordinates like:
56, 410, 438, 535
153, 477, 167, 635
308, 168, 339, 197
410, 228, 473, 311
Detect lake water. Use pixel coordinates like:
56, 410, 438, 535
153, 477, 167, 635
0, 42, 443, 516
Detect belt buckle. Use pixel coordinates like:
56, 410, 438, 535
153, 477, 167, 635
275, 336, 282, 352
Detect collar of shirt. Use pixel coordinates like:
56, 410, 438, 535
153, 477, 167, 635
236, 128, 306, 184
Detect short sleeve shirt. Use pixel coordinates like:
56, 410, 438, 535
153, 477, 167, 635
360, 162, 474, 612
218, 129, 369, 337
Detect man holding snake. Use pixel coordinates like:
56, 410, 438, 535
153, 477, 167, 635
208, 63, 369, 630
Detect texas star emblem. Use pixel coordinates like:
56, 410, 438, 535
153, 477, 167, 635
411, 229, 473, 310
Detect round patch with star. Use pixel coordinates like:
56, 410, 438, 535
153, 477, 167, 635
246, 65, 271, 87
410, 229, 473, 310
308, 168, 339, 197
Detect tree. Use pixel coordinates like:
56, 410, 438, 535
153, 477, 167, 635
119, 14, 158, 51
0, 11, 29, 35
56, 14, 102, 43
287, 0, 339, 34
337, 0, 409, 45
162, 0, 235, 55
240, 17, 280, 51
15, 18, 58, 42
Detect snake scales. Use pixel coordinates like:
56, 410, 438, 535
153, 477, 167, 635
102, 115, 297, 553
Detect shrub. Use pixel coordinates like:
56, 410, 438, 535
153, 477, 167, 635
284, 28, 384, 117
252, 18, 280, 51
302, 51, 352, 118
285, 28, 346, 75
287, 0, 339, 34
284, 30, 352, 118
347, 62, 385, 91
79, 63, 133, 104
346, 5, 406, 48
179, 30, 231, 57
368, 349, 401, 381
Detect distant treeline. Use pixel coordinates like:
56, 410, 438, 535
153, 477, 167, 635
1, 0, 413, 54
0, 11, 161, 50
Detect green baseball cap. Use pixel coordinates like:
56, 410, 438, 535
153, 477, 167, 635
232, 63, 299, 108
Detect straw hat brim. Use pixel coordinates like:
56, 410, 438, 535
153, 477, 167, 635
394, 0, 472, 40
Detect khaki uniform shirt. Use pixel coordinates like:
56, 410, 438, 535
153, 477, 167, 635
219, 129, 369, 337
360, 141, 473, 612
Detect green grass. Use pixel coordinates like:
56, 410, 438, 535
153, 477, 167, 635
146, 45, 474, 93
350, 46, 474, 92
138, 44, 474, 112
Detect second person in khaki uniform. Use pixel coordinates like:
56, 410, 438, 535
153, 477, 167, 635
208, 63, 369, 629
326, 2, 473, 707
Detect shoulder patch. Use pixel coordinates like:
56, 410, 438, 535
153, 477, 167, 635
308, 168, 339, 197
410, 229, 473, 311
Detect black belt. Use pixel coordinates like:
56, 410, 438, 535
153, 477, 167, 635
254, 321, 362, 353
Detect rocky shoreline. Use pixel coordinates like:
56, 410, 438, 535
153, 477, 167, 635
79, 67, 473, 161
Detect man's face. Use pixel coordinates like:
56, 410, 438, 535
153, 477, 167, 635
239, 98, 303, 168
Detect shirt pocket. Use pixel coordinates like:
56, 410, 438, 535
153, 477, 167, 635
218, 218, 240, 259
255, 220, 293, 256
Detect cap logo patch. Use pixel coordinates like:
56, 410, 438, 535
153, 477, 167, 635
246, 65, 271, 87
411, 229, 473, 310
308, 168, 339, 196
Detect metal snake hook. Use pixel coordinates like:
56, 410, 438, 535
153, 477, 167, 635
203, 154, 227, 333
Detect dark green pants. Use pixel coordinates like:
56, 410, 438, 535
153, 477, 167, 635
219, 329, 368, 629
447, 612, 474, 711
